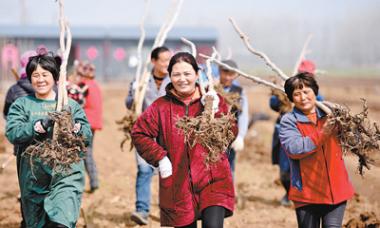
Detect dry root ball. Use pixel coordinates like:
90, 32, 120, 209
325, 99, 380, 175
24, 109, 86, 173
116, 109, 138, 151
176, 95, 236, 164
344, 212, 380, 228
214, 84, 242, 112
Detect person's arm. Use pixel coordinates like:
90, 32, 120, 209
131, 101, 168, 167
70, 100, 93, 146
279, 113, 323, 160
5, 98, 36, 145
125, 80, 136, 109
237, 90, 249, 138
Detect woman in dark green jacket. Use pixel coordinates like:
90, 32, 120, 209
5, 52, 92, 228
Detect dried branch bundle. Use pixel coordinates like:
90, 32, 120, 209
24, 110, 86, 173
116, 107, 138, 151
175, 50, 236, 164
325, 100, 380, 175
176, 96, 236, 164
29, 0, 86, 172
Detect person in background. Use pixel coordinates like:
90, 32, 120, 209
126, 46, 172, 225
269, 59, 323, 206
132, 52, 237, 228
78, 61, 102, 193
3, 50, 36, 118
5, 51, 92, 228
279, 73, 354, 228
217, 59, 249, 179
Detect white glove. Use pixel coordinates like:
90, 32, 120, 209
158, 156, 173, 178
34, 121, 47, 133
231, 136, 245, 151
73, 122, 81, 134
201, 90, 219, 113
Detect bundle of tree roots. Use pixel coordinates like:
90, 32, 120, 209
176, 95, 236, 164
325, 99, 380, 175
116, 108, 138, 151
24, 109, 86, 173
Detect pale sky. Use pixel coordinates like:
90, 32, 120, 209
1, 0, 379, 70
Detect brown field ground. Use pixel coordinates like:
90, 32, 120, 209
0, 76, 379, 227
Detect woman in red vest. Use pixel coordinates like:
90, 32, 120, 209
279, 73, 354, 228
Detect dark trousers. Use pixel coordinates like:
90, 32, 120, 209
84, 130, 99, 189
296, 202, 347, 228
175, 206, 226, 228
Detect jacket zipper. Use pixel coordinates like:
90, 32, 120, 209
185, 104, 199, 209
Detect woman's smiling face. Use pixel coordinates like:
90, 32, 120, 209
31, 64, 56, 99
170, 61, 199, 96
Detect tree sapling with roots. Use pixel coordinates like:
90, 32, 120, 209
176, 48, 236, 165
25, 0, 87, 173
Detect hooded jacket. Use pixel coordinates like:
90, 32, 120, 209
132, 84, 237, 227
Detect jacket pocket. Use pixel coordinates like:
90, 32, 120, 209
159, 175, 175, 210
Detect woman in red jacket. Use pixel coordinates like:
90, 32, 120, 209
132, 52, 237, 228
279, 73, 354, 228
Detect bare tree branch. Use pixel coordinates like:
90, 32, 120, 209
135, 0, 184, 115
228, 17, 288, 81
57, 0, 71, 111
201, 53, 331, 114
180, 37, 206, 95
200, 53, 283, 91
181, 37, 197, 57
292, 34, 313, 76
135, 0, 151, 84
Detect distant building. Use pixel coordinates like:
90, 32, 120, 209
0, 25, 218, 82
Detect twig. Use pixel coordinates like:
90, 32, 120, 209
54, 0, 72, 140
180, 37, 205, 95
181, 37, 197, 57
200, 53, 283, 91
56, 0, 71, 111
292, 34, 313, 76
200, 53, 331, 114
134, 0, 151, 84
205, 51, 217, 92
134, 0, 184, 115
225, 47, 232, 60
10, 68, 20, 81
212, 46, 222, 61
228, 17, 288, 81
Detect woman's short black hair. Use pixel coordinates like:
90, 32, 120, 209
26, 53, 61, 82
167, 52, 199, 76
284, 72, 319, 102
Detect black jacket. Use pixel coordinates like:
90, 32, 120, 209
3, 78, 34, 118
